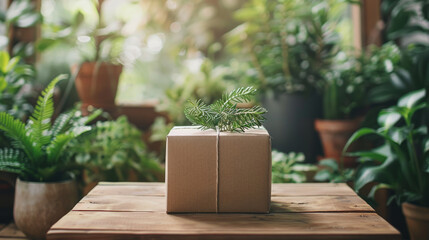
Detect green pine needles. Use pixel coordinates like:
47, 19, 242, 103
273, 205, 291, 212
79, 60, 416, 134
184, 87, 267, 132
0, 74, 101, 182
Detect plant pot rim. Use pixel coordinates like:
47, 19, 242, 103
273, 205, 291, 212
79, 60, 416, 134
402, 201, 429, 221
80, 61, 122, 66
402, 202, 429, 210
17, 177, 75, 185
315, 117, 363, 132
315, 117, 364, 123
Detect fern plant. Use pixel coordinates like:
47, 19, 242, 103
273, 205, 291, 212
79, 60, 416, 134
184, 87, 267, 132
0, 74, 100, 182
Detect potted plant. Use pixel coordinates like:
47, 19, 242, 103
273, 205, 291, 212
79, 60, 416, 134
39, 0, 127, 116
0, 0, 42, 60
68, 116, 164, 194
0, 50, 35, 222
0, 75, 100, 239
315, 43, 401, 168
225, 0, 342, 162
72, 0, 126, 116
0, 50, 35, 122
344, 89, 428, 240
315, 61, 365, 168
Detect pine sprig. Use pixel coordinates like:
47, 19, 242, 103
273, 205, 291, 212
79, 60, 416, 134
184, 87, 267, 132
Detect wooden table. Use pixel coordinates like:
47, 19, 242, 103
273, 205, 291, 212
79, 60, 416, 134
47, 182, 400, 240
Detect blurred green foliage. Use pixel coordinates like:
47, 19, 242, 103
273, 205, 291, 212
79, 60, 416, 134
69, 116, 163, 183
0, 0, 42, 58
0, 51, 34, 121
272, 150, 317, 183
322, 43, 402, 119
225, 0, 352, 94
314, 158, 354, 183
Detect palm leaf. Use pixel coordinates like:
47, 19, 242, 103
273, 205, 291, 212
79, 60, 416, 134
0, 112, 36, 160
46, 126, 91, 164
50, 108, 78, 138
27, 74, 68, 148
0, 148, 25, 175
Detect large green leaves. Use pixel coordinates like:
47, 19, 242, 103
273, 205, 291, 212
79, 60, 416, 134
5, 0, 41, 28
346, 88, 429, 206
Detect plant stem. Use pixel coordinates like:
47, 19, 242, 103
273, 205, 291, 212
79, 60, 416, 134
246, 39, 268, 88
407, 132, 424, 205
280, 30, 292, 89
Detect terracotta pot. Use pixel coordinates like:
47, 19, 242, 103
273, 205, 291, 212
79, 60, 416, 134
14, 178, 79, 240
402, 202, 429, 240
74, 62, 122, 115
314, 118, 362, 168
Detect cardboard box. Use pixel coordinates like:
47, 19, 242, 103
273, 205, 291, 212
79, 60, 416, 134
166, 126, 271, 213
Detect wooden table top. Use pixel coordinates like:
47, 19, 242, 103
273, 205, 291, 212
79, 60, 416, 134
47, 182, 400, 240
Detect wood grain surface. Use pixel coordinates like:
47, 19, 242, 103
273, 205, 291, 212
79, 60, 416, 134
47, 183, 400, 240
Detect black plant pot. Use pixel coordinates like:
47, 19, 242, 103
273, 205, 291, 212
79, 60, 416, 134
261, 92, 323, 163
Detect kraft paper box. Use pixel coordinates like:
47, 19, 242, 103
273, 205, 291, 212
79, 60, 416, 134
166, 126, 271, 213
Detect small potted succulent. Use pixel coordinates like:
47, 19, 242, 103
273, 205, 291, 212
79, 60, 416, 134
0, 75, 100, 239
344, 89, 428, 240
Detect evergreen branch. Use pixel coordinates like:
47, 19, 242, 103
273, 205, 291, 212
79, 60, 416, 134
184, 99, 217, 130
212, 86, 257, 112
184, 87, 267, 132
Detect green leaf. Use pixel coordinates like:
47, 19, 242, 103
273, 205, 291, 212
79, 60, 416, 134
28, 74, 68, 149
347, 150, 387, 163
0, 51, 10, 73
398, 88, 425, 108
51, 108, 78, 138
423, 3, 429, 21
424, 138, 429, 153
354, 157, 398, 192
15, 12, 40, 28
47, 126, 90, 163
0, 148, 25, 175
368, 183, 393, 199
378, 109, 401, 130
343, 128, 376, 154
318, 158, 339, 171
0, 112, 35, 161
314, 169, 332, 182
0, 76, 7, 92
36, 38, 57, 52
5, 56, 20, 72
6, 0, 31, 23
